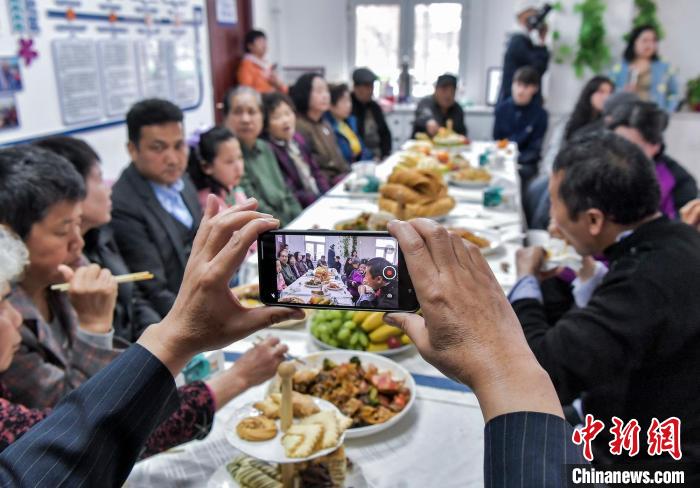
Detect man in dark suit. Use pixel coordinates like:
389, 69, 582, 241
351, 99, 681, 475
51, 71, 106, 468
498, 2, 550, 104
0, 202, 585, 486
351, 67, 392, 159
111, 99, 202, 318
511, 132, 700, 467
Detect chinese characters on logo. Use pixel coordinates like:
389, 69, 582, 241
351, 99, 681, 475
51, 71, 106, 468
571, 415, 682, 462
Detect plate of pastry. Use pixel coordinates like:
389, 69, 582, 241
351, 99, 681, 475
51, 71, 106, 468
446, 166, 492, 189
225, 392, 350, 464
448, 227, 503, 256
207, 448, 366, 488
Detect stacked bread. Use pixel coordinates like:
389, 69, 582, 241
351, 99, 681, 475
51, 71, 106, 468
379, 168, 455, 220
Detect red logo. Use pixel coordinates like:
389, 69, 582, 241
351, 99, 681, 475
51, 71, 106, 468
647, 417, 682, 460
609, 417, 641, 456
572, 414, 605, 462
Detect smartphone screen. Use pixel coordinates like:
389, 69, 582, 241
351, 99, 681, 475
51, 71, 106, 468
258, 230, 419, 312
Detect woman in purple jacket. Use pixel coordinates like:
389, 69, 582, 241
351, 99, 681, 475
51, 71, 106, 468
262, 92, 330, 208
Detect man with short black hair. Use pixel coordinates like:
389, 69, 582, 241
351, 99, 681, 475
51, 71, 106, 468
493, 66, 548, 187
412, 73, 467, 137
357, 257, 398, 309
111, 98, 202, 317
351, 67, 392, 159
608, 100, 697, 218
511, 132, 700, 465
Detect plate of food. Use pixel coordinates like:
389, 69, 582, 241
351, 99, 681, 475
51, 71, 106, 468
334, 211, 394, 231
232, 283, 310, 328
448, 227, 503, 256
303, 278, 323, 288
308, 310, 413, 356
447, 166, 492, 188
207, 449, 364, 488
267, 351, 415, 438
278, 296, 307, 305
323, 282, 343, 292
225, 393, 350, 464
379, 168, 456, 220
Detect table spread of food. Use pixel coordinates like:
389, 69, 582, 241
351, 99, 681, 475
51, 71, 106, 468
128, 140, 524, 488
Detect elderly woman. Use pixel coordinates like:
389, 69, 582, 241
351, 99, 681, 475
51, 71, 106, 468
224, 86, 302, 226
0, 224, 290, 455
610, 25, 679, 112
262, 92, 330, 208
290, 73, 350, 185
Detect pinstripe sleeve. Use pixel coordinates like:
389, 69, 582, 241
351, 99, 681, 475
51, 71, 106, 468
483, 411, 587, 487
0, 344, 179, 488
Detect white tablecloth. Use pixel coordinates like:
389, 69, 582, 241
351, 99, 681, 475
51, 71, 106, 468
127, 141, 522, 488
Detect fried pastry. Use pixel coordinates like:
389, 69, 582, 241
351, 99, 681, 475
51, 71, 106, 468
236, 416, 278, 441
270, 392, 320, 418
282, 424, 323, 458
301, 411, 339, 449
253, 398, 280, 419
379, 183, 432, 204
227, 456, 282, 488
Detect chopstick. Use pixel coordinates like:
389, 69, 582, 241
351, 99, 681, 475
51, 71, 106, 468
50, 271, 154, 292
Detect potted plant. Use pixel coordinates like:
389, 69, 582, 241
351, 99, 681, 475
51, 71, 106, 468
687, 77, 700, 112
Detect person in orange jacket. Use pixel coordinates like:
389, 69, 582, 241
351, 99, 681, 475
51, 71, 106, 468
237, 30, 287, 94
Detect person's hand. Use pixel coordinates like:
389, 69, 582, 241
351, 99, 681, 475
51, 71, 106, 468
138, 196, 304, 375
515, 246, 546, 279
383, 219, 562, 421
426, 119, 439, 137
58, 263, 117, 334
681, 198, 700, 231
577, 256, 597, 282
206, 337, 288, 408
231, 337, 288, 388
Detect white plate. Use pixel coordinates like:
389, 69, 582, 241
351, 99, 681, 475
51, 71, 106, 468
446, 173, 491, 189
267, 350, 416, 438
224, 398, 346, 464
448, 228, 504, 256
307, 321, 413, 357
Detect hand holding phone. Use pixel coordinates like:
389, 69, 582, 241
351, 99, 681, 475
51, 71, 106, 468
258, 230, 419, 312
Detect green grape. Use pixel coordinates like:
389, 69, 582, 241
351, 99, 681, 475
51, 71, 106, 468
327, 338, 339, 347
337, 329, 351, 341
358, 333, 369, 347
345, 311, 355, 320
330, 320, 342, 331
328, 311, 342, 320
343, 320, 356, 331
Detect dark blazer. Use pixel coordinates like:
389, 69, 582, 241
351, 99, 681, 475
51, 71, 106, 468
513, 217, 700, 464
265, 133, 330, 208
0, 344, 179, 487
498, 32, 549, 104
493, 97, 548, 167
110, 164, 202, 317
351, 93, 392, 159
412, 95, 467, 138
83, 225, 162, 342
484, 412, 586, 486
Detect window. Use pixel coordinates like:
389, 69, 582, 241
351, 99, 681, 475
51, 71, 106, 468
375, 238, 397, 262
413, 3, 462, 97
351, 1, 467, 98
305, 235, 326, 261
354, 5, 400, 82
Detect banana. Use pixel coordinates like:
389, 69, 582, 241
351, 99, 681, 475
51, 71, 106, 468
360, 312, 385, 332
352, 311, 372, 325
369, 324, 403, 343
367, 342, 389, 352
400, 334, 412, 345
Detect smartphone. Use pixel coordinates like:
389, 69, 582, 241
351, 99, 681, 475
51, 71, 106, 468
258, 230, 420, 312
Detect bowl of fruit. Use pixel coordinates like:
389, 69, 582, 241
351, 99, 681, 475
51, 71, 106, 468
308, 310, 413, 356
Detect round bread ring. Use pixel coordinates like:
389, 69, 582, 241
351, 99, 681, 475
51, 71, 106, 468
236, 416, 278, 441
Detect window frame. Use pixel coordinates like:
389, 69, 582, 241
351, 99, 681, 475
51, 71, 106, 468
348, 0, 470, 90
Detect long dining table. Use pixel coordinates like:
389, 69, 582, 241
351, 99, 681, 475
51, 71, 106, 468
126, 141, 524, 488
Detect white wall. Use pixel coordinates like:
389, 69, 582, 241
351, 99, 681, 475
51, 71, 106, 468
657, 0, 700, 90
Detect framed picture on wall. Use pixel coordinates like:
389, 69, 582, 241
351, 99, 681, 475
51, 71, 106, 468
0, 57, 23, 93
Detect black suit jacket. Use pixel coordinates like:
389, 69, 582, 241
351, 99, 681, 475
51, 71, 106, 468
83, 225, 162, 342
351, 93, 392, 159
0, 344, 179, 487
110, 164, 202, 317
513, 217, 700, 465
498, 32, 549, 104
485, 412, 586, 486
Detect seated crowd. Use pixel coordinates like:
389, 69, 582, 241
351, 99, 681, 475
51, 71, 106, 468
0, 24, 698, 487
